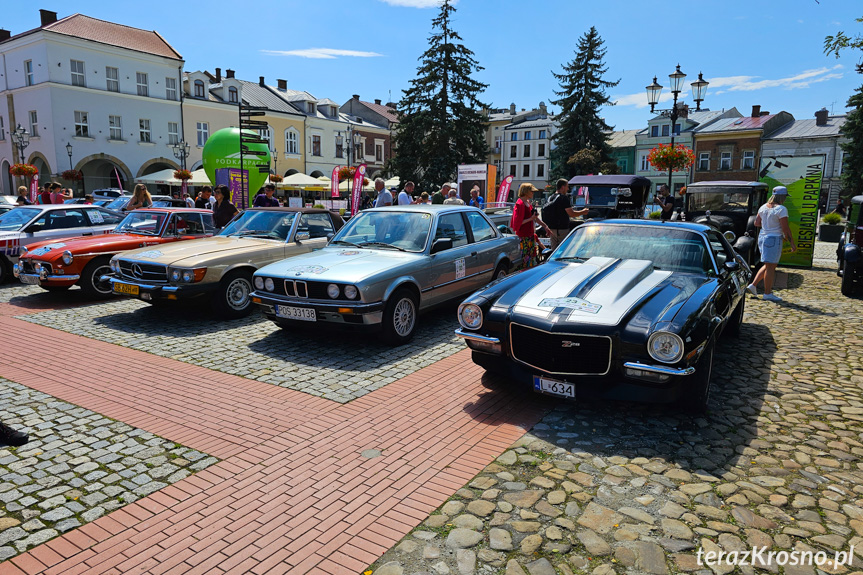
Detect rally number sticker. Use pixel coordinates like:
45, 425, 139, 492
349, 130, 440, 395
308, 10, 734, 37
539, 297, 601, 314
88, 211, 104, 224
455, 258, 466, 279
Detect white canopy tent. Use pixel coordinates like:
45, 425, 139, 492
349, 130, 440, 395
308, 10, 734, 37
281, 173, 330, 188
135, 168, 180, 185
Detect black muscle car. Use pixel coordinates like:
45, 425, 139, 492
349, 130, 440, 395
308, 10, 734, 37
455, 220, 751, 412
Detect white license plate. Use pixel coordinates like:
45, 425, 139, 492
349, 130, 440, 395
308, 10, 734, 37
20, 275, 39, 285
539, 237, 552, 247
533, 376, 575, 398
275, 305, 316, 322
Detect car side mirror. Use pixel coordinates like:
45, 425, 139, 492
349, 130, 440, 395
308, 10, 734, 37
24, 224, 42, 234
326, 233, 335, 241
430, 237, 453, 254
295, 231, 310, 242
724, 260, 740, 273
542, 248, 552, 259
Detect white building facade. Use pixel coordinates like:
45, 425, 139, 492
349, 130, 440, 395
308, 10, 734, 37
501, 110, 557, 191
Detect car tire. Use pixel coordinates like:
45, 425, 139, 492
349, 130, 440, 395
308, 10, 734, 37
841, 262, 857, 297
492, 262, 508, 281
0, 257, 9, 284
43, 285, 71, 293
726, 296, 744, 338
212, 269, 254, 319
678, 340, 715, 414
80, 257, 115, 299
382, 288, 418, 345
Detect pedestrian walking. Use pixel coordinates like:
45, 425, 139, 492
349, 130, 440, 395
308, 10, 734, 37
253, 184, 279, 207
542, 179, 588, 250
37, 182, 52, 205
126, 184, 153, 211
418, 192, 431, 205
184, 193, 194, 208
373, 179, 393, 208
832, 199, 847, 218
49, 183, 72, 204
213, 185, 239, 228
511, 183, 550, 269
746, 186, 796, 302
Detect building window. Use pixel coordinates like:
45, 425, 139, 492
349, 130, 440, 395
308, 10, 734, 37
139, 119, 151, 143
742, 150, 755, 170
523, 144, 531, 158
673, 123, 681, 136
376, 144, 383, 162
71, 60, 85, 87
617, 158, 628, 172
720, 152, 732, 170
106, 67, 119, 92
537, 164, 545, 178
165, 77, 177, 101
494, 159, 501, 171
335, 136, 344, 158
286, 130, 298, 154
661, 124, 670, 137
524, 131, 531, 140
538, 144, 545, 157
522, 164, 530, 178
650, 125, 659, 137
0, 116, 5, 140
838, 150, 845, 175
698, 152, 709, 171
258, 128, 271, 146
307, 102, 316, 115
196, 122, 209, 146
510, 132, 518, 141
494, 136, 502, 150
136, 72, 149, 97
355, 141, 363, 159
74, 111, 89, 137
228, 87, 238, 103
168, 122, 179, 145
510, 145, 517, 158
109, 115, 122, 140
24, 60, 34, 86
330, 106, 337, 117
509, 165, 517, 177
194, 80, 205, 98
539, 130, 547, 139
312, 135, 321, 156
640, 152, 650, 171
28, 111, 38, 137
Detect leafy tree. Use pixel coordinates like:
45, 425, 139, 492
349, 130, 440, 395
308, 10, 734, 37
550, 27, 619, 181
825, 17, 863, 63
391, 0, 489, 192
566, 148, 620, 176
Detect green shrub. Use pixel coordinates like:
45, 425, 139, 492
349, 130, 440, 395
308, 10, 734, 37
649, 211, 661, 220
822, 212, 842, 225
313, 204, 325, 209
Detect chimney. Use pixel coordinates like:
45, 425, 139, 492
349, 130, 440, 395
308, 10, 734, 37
277, 79, 287, 90
751, 105, 761, 118
39, 9, 57, 26
760, 111, 769, 116
509, 103, 516, 114
259, 76, 265, 87
214, 68, 221, 83
225, 69, 235, 79
374, 99, 381, 105
815, 108, 829, 126
539, 101, 547, 113
352, 94, 360, 101
0, 29, 10, 41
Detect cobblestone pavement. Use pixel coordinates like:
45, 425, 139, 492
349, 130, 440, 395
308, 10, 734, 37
0, 378, 217, 563
367, 264, 863, 575
15, 292, 464, 403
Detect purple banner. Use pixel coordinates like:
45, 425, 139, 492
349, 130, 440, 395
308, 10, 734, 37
216, 168, 248, 210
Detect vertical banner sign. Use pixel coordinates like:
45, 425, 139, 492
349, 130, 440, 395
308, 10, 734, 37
331, 166, 341, 198
487, 165, 497, 200
496, 175, 514, 204
216, 168, 249, 209
457, 164, 490, 204
30, 174, 39, 203
758, 155, 822, 268
351, 163, 367, 217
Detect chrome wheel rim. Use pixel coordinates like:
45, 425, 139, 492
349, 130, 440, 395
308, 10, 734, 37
392, 297, 416, 337
226, 278, 251, 311
93, 264, 113, 294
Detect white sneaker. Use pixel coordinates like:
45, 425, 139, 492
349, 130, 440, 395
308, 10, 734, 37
762, 293, 783, 302
746, 284, 758, 297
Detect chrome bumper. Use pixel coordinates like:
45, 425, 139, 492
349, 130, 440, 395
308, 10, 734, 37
454, 329, 501, 344
13, 264, 79, 284
623, 362, 695, 376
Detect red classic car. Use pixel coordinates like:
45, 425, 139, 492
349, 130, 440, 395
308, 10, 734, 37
14, 208, 216, 297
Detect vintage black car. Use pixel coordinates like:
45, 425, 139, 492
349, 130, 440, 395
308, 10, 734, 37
683, 181, 769, 267
569, 175, 652, 220
455, 220, 751, 412
837, 195, 863, 297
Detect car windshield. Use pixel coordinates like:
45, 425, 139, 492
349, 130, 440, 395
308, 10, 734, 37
331, 211, 432, 252
113, 211, 167, 236
0, 208, 40, 232
104, 197, 130, 211
686, 191, 751, 213
554, 225, 710, 273
219, 210, 296, 240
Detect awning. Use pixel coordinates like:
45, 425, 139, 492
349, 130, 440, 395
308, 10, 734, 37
135, 168, 180, 185
281, 173, 331, 188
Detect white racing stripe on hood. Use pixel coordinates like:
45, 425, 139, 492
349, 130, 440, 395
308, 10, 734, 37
512, 257, 617, 321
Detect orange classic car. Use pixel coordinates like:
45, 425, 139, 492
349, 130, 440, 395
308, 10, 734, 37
14, 208, 216, 298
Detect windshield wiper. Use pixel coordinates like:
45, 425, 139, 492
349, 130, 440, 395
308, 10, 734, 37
331, 240, 362, 248
232, 230, 279, 238
359, 241, 407, 252
557, 256, 585, 262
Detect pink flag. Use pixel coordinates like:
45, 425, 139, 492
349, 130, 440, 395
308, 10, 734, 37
331, 166, 341, 198
30, 174, 39, 203
114, 167, 123, 190
496, 175, 514, 203
351, 164, 367, 217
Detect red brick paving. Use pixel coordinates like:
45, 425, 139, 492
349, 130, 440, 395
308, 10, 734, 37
0, 294, 549, 574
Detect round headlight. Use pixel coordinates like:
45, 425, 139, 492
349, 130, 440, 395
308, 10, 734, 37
254, 276, 264, 290
458, 303, 483, 330
62, 251, 73, 265
647, 332, 684, 364
19, 247, 28, 256
264, 278, 274, 292
170, 269, 181, 282
327, 284, 340, 299
33, 262, 42, 272
181, 270, 194, 283
723, 230, 736, 243
344, 285, 358, 300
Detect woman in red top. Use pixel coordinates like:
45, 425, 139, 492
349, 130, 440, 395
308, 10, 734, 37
511, 183, 550, 269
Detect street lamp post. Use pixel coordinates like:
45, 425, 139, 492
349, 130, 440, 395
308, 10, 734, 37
171, 141, 191, 197
65, 142, 81, 196
12, 125, 30, 187
645, 65, 709, 195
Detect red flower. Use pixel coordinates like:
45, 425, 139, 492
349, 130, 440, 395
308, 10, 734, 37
9, 163, 38, 177
173, 169, 193, 180
647, 144, 695, 172
61, 170, 84, 181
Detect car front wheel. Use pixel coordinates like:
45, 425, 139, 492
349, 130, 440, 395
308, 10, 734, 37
80, 257, 115, 299
213, 270, 254, 319
382, 288, 418, 345
678, 340, 714, 414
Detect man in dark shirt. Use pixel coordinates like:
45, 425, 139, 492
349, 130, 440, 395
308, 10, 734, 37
657, 185, 674, 221
195, 187, 214, 209
253, 184, 280, 207
543, 179, 588, 249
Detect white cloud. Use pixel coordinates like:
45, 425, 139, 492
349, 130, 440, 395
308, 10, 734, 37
612, 66, 844, 108
378, 0, 450, 6
261, 48, 383, 60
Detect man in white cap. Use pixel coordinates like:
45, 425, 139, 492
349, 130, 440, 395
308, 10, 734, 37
746, 185, 796, 302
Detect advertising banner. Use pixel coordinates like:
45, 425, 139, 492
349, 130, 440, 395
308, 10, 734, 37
351, 163, 367, 217
496, 175, 514, 204
202, 128, 271, 208
216, 168, 249, 210
758, 155, 822, 268
29, 174, 38, 203
331, 166, 341, 198
457, 164, 491, 204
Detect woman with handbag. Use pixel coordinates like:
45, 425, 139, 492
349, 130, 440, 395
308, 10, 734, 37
511, 183, 551, 269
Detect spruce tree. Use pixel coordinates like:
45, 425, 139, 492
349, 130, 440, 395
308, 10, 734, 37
550, 27, 619, 180
840, 83, 863, 198
392, 0, 489, 192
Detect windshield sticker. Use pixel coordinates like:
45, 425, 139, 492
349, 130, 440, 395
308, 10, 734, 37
137, 250, 163, 259
88, 211, 104, 224
338, 251, 361, 256
421, 214, 431, 219
288, 265, 328, 275
539, 297, 602, 314
455, 258, 466, 279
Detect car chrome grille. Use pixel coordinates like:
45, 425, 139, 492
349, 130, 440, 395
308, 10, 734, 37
117, 260, 168, 284
510, 324, 611, 375
266, 279, 353, 301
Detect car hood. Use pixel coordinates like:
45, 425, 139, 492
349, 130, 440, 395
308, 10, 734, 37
23, 234, 162, 259
257, 247, 424, 282
117, 235, 278, 266
502, 257, 705, 327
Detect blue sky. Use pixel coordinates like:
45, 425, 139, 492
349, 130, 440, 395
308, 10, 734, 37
8, 1, 863, 130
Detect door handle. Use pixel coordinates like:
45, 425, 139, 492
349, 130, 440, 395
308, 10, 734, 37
82, 233, 93, 236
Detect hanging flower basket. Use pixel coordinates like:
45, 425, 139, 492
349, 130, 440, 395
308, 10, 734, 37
173, 169, 193, 180
337, 166, 369, 185
61, 169, 84, 181
269, 174, 284, 183
9, 163, 38, 178
647, 144, 695, 172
